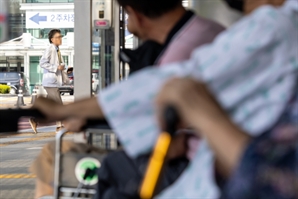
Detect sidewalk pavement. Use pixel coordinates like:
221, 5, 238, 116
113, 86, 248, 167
0, 95, 74, 109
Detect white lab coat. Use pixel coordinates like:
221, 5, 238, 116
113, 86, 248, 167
40, 44, 64, 88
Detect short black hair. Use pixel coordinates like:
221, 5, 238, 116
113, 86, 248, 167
117, 0, 182, 18
48, 29, 61, 43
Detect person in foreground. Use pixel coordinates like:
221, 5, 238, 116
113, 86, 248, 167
30, 0, 225, 197
31, 0, 298, 198
155, 77, 298, 199
117, 0, 224, 73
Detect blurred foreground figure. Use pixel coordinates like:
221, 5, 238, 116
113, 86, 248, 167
156, 78, 298, 199
30, 0, 225, 197
32, 0, 298, 198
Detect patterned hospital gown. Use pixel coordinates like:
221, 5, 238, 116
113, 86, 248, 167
98, 0, 298, 198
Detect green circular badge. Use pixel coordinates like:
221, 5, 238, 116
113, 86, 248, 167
75, 157, 101, 185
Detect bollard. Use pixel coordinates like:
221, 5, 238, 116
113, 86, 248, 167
30, 86, 38, 104
15, 88, 26, 107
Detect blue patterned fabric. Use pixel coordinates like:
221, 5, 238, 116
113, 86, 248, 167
99, 0, 298, 158
221, 89, 298, 199
98, 0, 298, 198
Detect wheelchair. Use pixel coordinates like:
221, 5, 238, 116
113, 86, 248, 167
53, 125, 116, 199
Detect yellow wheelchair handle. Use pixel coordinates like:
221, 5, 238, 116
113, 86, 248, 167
139, 106, 179, 199
139, 132, 172, 199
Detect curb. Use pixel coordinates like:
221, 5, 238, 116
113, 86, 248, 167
0, 94, 31, 98
0, 94, 17, 97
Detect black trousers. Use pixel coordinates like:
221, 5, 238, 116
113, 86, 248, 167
95, 151, 189, 199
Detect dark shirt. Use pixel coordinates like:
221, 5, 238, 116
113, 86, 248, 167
120, 11, 195, 75
221, 88, 298, 199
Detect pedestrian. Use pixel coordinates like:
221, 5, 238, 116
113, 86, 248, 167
29, 29, 65, 134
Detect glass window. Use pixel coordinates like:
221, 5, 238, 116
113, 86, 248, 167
8, 7, 25, 40
25, 0, 74, 3
0, 56, 8, 72
6, 73, 19, 79
0, 56, 24, 72
92, 55, 100, 69
29, 56, 42, 93
27, 28, 74, 39
50, 0, 74, 3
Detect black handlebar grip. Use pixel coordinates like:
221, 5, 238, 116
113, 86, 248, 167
164, 106, 180, 136
83, 119, 110, 130
0, 107, 178, 134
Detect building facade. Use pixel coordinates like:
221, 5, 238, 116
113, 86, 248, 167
1, 0, 241, 94
0, 0, 102, 93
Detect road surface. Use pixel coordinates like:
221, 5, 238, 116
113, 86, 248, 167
0, 95, 74, 199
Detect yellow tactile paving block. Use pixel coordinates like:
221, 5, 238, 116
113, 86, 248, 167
0, 174, 36, 179
0, 132, 56, 147
0, 132, 48, 139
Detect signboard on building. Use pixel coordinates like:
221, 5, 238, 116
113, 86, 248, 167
93, 0, 112, 25
94, 19, 110, 29
26, 12, 74, 29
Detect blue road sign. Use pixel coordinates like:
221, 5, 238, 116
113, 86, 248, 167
30, 13, 47, 25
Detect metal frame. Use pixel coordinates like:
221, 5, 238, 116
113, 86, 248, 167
53, 127, 115, 199
53, 129, 68, 199
113, 0, 120, 84
119, 6, 125, 80
100, 29, 106, 89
